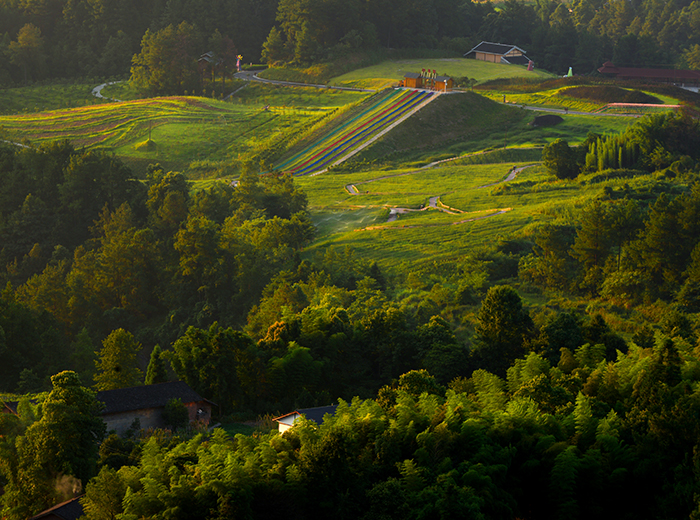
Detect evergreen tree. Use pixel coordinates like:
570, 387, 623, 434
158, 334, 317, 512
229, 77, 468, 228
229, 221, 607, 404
472, 285, 533, 376
571, 199, 612, 293
144, 345, 168, 385
93, 329, 143, 391
2, 371, 105, 519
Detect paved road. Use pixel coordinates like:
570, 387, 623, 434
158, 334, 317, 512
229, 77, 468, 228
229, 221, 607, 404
233, 70, 375, 92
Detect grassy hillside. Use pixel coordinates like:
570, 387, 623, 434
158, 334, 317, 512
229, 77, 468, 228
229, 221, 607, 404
296, 158, 662, 279
329, 58, 554, 89
0, 81, 111, 115
0, 85, 369, 175
347, 91, 633, 167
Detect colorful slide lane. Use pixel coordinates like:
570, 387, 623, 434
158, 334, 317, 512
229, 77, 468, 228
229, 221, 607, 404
274, 89, 405, 172
293, 93, 432, 175
275, 89, 433, 175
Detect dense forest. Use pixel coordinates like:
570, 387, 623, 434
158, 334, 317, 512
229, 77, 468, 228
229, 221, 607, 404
5, 0, 700, 517
4, 0, 700, 87
3, 109, 700, 517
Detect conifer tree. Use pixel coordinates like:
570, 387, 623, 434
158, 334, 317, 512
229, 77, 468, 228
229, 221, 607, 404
93, 329, 143, 391
144, 345, 168, 385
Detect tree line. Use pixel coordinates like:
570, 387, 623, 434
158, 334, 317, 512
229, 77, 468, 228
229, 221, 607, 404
0, 141, 313, 393
4, 316, 700, 519
4, 0, 700, 89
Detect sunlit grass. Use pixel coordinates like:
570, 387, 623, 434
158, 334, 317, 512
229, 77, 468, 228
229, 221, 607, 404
0, 81, 109, 115
300, 161, 652, 273
330, 58, 553, 89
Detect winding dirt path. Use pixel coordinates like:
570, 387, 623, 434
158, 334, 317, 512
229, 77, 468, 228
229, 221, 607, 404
348, 163, 535, 227
92, 81, 123, 102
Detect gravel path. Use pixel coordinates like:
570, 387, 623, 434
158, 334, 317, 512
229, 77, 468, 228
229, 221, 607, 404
91, 81, 123, 102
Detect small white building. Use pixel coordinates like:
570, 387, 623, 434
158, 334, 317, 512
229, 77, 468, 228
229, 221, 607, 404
273, 404, 338, 433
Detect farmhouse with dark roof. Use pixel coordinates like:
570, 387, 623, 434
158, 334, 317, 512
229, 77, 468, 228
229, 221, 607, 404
29, 497, 83, 520
464, 41, 531, 66
273, 404, 338, 433
96, 380, 214, 434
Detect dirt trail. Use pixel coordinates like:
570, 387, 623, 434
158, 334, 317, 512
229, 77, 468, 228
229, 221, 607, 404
92, 81, 123, 102
349, 163, 535, 226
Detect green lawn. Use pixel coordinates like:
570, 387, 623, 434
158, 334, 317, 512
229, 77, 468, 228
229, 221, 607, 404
481, 85, 688, 114
0, 81, 110, 115
329, 58, 554, 89
298, 159, 658, 275
0, 86, 368, 176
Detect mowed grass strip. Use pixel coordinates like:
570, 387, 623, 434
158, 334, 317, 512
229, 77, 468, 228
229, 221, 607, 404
301, 162, 641, 272
330, 58, 554, 89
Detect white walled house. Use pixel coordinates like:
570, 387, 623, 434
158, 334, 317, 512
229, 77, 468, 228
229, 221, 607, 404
273, 404, 338, 433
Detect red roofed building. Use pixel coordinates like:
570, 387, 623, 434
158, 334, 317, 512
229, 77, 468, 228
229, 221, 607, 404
598, 61, 700, 86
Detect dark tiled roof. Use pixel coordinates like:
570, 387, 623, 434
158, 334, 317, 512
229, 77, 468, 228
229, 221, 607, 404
97, 381, 204, 415
404, 72, 421, 78
298, 405, 338, 424
30, 497, 84, 520
435, 75, 452, 82
2, 401, 19, 414
274, 404, 338, 425
598, 61, 700, 81
502, 55, 531, 66
465, 41, 527, 57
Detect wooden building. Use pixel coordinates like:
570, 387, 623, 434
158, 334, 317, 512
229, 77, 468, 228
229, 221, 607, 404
434, 75, 454, 92
464, 41, 531, 66
597, 61, 700, 86
399, 72, 454, 91
401, 72, 423, 88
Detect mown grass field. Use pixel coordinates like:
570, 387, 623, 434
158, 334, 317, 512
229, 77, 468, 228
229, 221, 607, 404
297, 160, 660, 277
0, 80, 111, 115
348, 91, 635, 168
480, 86, 683, 113
329, 58, 554, 89
0, 84, 369, 175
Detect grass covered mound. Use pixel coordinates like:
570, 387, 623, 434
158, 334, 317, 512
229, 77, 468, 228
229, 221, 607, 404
353, 91, 528, 165
135, 138, 156, 151
560, 86, 661, 104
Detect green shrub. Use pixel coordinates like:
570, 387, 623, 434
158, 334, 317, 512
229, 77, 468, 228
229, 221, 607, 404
163, 398, 189, 430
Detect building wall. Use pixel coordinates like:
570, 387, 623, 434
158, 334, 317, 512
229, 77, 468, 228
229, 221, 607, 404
405, 77, 422, 88
277, 413, 300, 433
104, 407, 164, 435
475, 52, 499, 63
103, 401, 213, 435
185, 401, 212, 427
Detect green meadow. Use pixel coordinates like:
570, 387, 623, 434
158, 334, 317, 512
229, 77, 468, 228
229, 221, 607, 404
0, 84, 369, 175
0, 81, 109, 115
329, 58, 554, 89
297, 159, 660, 276
1, 60, 674, 277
